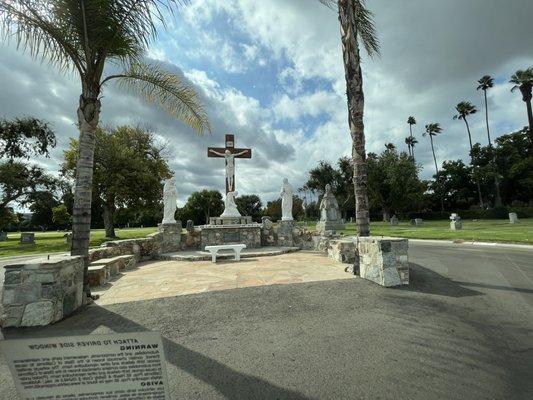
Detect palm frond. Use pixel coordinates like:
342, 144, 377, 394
477, 75, 493, 91
102, 62, 210, 135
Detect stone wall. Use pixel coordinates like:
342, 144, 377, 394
1, 255, 84, 328
357, 237, 409, 287
89, 237, 157, 262
200, 225, 261, 249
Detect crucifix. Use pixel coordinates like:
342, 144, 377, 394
207, 134, 252, 193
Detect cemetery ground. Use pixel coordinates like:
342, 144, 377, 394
0, 219, 531, 258
1, 241, 532, 399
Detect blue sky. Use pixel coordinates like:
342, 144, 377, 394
1, 0, 532, 207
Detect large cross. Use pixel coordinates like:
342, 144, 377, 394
207, 134, 252, 193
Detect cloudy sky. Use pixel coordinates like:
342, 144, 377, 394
1, 0, 532, 206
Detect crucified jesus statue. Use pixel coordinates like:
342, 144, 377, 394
208, 148, 249, 192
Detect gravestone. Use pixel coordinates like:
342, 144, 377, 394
449, 213, 462, 230
390, 216, 399, 226
0, 232, 7, 241
509, 212, 518, 224
414, 218, 423, 226
186, 219, 195, 233
64, 232, 72, 244
20, 232, 35, 244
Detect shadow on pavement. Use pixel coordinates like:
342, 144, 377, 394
3, 304, 312, 400
398, 263, 483, 298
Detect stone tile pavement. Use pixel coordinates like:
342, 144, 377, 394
93, 251, 351, 305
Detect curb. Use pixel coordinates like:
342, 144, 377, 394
408, 238, 533, 250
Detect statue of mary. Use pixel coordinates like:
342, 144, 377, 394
162, 177, 178, 224
280, 178, 293, 221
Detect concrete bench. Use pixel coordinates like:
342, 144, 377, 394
204, 244, 247, 263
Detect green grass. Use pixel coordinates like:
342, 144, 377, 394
1, 218, 531, 258
299, 218, 533, 245
0, 227, 158, 257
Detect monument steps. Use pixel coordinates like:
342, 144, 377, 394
88, 255, 137, 287
158, 246, 301, 262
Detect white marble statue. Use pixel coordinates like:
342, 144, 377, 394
220, 191, 242, 217
280, 178, 293, 221
208, 148, 249, 192
320, 184, 340, 221
162, 177, 178, 224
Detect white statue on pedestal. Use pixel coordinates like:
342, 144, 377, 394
162, 177, 178, 224
280, 178, 293, 221
221, 191, 242, 217
208, 148, 249, 192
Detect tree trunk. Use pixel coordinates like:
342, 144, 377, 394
338, 0, 370, 237
465, 118, 483, 208
103, 199, 116, 238
71, 92, 101, 298
526, 99, 533, 144
412, 146, 415, 160
430, 135, 439, 175
484, 90, 491, 145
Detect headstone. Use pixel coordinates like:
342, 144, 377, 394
449, 213, 462, 230
414, 218, 423, 226
316, 184, 345, 233
0, 231, 7, 241
20, 232, 35, 244
280, 178, 294, 221
390, 215, 399, 226
410, 219, 416, 225
509, 212, 518, 224
186, 219, 195, 233
64, 232, 72, 244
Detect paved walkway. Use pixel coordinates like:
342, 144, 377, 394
94, 251, 350, 305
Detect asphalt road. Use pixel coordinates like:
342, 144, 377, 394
1, 241, 532, 399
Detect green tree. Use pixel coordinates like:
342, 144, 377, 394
423, 123, 443, 175
0, 0, 211, 296
180, 190, 224, 225
52, 204, 72, 229
320, 0, 380, 236
29, 191, 60, 231
235, 195, 262, 221
510, 68, 533, 146
366, 145, 424, 220
430, 160, 478, 210
263, 197, 304, 221
0, 117, 56, 160
62, 125, 172, 238
453, 101, 483, 207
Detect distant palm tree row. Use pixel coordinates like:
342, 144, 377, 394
405, 68, 533, 172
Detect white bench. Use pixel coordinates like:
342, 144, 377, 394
204, 244, 247, 263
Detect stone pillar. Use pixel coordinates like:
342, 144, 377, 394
277, 220, 295, 247
157, 222, 182, 253
1, 255, 84, 328
357, 237, 409, 287
509, 213, 518, 224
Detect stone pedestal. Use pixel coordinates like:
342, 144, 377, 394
509, 213, 518, 224
277, 220, 295, 247
1, 255, 84, 328
357, 237, 409, 287
209, 216, 253, 225
200, 224, 261, 249
156, 222, 182, 253
316, 220, 345, 234
328, 239, 357, 263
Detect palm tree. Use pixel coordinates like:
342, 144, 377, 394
407, 116, 416, 139
510, 68, 533, 146
0, 0, 210, 298
319, 0, 380, 237
405, 136, 418, 158
453, 101, 483, 207
423, 123, 442, 175
477, 75, 494, 145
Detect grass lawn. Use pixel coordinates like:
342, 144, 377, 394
1, 219, 531, 258
0, 227, 158, 257
301, 218, 533, 245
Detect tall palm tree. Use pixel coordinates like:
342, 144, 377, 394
320, 0, 380, 237
405, 136, 418, 158
510, 68, 533, 147
407, 116, 416, 139
477, 75, 502, 207
423, 123, 442, 175
453, 101, 483, 207
0, 0, 210, 298
477, 75, 494, 145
